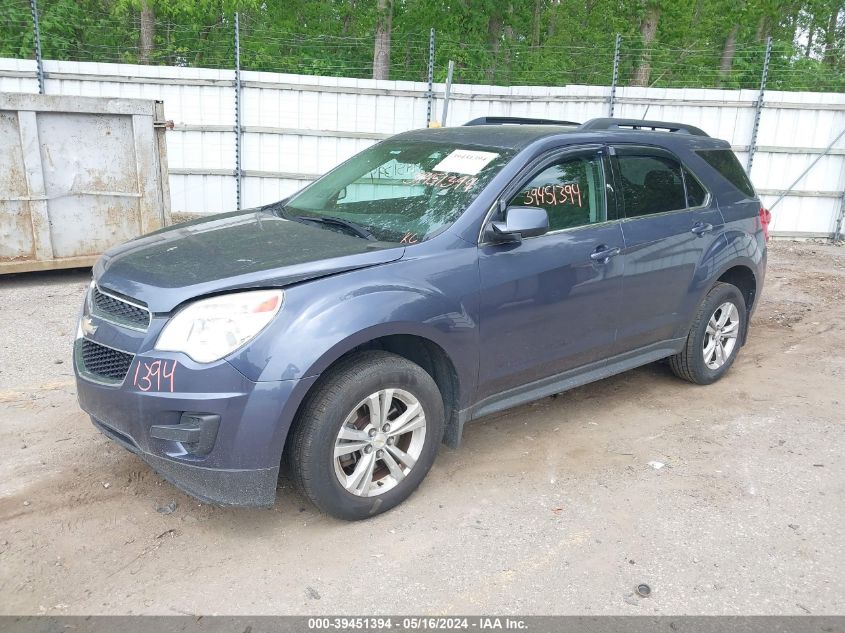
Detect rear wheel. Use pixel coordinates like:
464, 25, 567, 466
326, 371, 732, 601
669, 282, 746, 385
289, 351, 444, 520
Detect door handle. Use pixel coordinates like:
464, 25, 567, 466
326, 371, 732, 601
691, 222, 714, 236
590, 245, 621, 262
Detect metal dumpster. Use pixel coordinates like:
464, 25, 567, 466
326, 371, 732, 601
0, 93, 171, 274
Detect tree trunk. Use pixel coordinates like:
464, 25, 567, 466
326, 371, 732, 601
503, 22, 514, 83
486, 11, 504, 82
718, 24, 739, 84
805, 18, 815, 57
823, 7, 840, 66
372, 0, 392, 80
342, 0, 355, 36
631, 3, 660, 87
531, 0, 542, 49
193, 21, 218, 67
755, 14, 770, 42
692, 0, 703, 23
139, 0, 155, 64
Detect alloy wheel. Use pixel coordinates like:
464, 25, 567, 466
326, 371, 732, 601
333, 389, 427, 497
702, 301, 739, 370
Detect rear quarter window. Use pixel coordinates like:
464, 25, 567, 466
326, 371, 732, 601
683, 167, 708, 207
695, 149, 756, 198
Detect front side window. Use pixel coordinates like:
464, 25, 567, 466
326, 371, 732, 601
617, 155, 686, 217
508, 154, 607, 232
281, 140, 515, 243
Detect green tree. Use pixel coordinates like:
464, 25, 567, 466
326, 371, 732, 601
1, 0, 842, 91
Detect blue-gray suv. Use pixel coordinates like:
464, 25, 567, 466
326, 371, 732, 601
74, 117, 769, 520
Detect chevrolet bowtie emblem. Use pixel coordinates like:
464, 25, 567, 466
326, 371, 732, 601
81, 316, 98, 336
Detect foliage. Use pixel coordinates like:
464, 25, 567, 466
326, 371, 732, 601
0, 0, 843, 91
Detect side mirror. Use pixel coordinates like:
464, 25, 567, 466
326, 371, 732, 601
488, 206, 549, 242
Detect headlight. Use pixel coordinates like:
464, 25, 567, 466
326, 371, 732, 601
155, 289, 284, 363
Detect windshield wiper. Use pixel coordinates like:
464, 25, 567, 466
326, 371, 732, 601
267, 203, 378, 241
295, 215, 377, 241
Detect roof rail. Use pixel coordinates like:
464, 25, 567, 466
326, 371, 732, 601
579, 118, 709, 137
463, 116, 581, 127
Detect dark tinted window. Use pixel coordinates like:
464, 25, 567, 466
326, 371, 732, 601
684, 167, 708, 207
696, 149, 755, 198
617, 155, 686, 217
509, 154, 606, 231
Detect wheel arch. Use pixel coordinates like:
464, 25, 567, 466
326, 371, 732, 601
343, 334, 461, 447
698, 259, 759, 345
679, 248, 761, 345
282, 327, 465, 467
716, 264, 758, 314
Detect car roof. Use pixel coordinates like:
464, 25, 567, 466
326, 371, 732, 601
393, 118, 731, 153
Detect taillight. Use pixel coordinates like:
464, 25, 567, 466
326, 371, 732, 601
759, 206, 771, 242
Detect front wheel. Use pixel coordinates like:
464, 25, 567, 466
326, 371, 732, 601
669, 282, 747, 385
288, 351, 445, 520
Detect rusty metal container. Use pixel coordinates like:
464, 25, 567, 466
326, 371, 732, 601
0, 93, 171, 274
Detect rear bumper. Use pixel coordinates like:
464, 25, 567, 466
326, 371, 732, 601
752, 247, 767, 319
75, 340, 318, 506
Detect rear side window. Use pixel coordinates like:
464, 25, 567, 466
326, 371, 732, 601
617, 155, 686, 217
696, 149, 755, 198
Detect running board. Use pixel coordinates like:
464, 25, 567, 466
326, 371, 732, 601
444, 339, 685, 448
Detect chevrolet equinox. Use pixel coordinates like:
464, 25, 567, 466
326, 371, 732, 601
74, 117, 768, 520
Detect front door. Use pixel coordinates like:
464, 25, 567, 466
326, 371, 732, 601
476, 147, 625, 402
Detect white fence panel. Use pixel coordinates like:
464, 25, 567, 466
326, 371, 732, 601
1, 57, 843, 238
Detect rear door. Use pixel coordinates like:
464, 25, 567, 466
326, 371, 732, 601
611, 145, 723, 354
476, 146, 625, 401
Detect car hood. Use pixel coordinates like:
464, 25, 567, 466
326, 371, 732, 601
94, 209, 405, 313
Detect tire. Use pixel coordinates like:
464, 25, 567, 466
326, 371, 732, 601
288, 350, 445, 520
668, 282, 747, 385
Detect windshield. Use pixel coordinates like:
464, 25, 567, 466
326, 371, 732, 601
280, 140, 515, 243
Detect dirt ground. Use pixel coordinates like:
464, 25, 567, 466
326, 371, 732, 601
0, 241, 843, 615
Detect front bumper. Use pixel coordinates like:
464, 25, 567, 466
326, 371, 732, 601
75, 339, 317, 506
90, 415, 281, 505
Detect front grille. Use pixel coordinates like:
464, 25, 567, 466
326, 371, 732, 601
80, 339, 134, 382
92, 287, 150, 329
